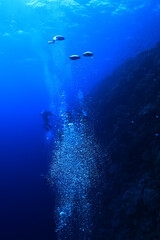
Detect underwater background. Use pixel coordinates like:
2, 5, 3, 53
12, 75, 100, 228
0, 0, 160, 239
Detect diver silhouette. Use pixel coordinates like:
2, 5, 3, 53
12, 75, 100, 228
41, 110, 53, 131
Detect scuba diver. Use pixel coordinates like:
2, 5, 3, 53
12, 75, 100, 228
41, 110, 54, 131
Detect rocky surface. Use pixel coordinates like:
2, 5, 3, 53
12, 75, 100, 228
90, 42, 160, 240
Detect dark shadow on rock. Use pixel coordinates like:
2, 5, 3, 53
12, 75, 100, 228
89, 41, 160, 240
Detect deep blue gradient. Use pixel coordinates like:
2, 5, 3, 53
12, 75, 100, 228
0, 0, 160, 239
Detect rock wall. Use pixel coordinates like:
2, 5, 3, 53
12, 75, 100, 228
91, 42, 160, 240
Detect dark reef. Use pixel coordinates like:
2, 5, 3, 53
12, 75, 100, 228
91, 42, 160, 240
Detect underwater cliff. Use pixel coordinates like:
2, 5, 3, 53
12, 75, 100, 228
91, 42, 160, 240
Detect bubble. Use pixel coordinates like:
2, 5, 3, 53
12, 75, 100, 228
51, 120, 103, 239
50, 97, 106, 240
155, 133, 159, 136
60, 212, 66, 217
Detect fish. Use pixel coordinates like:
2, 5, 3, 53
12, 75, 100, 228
48, 40, 55, 44
53, 35, 65, 41
83, 51, 94, 57
69, 55, 81, 60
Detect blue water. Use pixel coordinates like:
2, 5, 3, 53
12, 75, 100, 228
0, 0, 160, 239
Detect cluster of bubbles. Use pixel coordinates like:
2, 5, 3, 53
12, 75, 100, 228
50, 91, 104, 240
